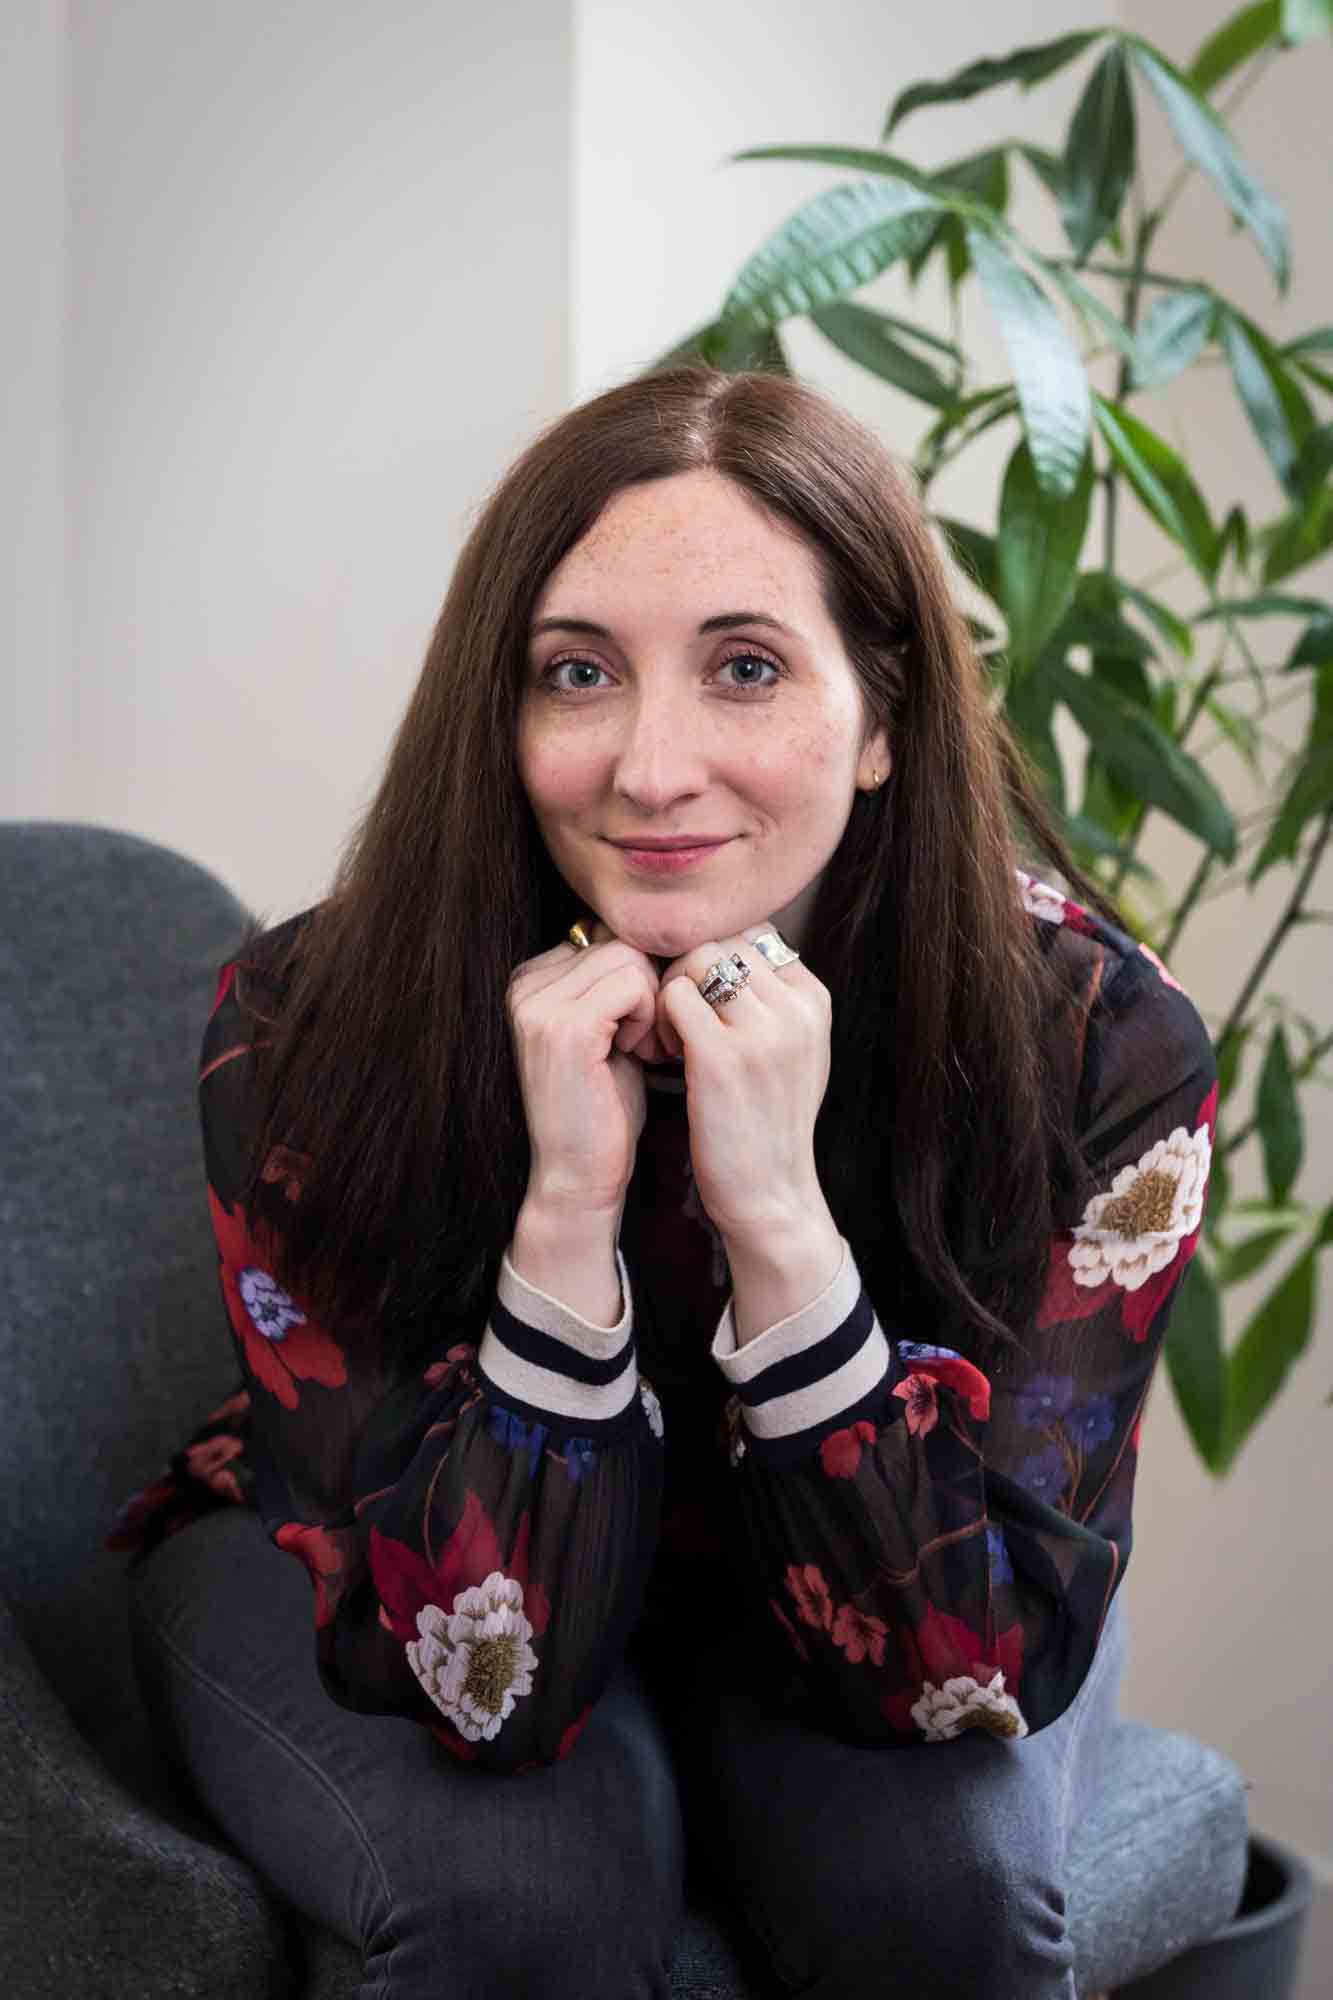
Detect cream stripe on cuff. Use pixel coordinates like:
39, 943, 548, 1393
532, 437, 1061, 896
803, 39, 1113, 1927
476, 1337, 641, 1424
734, 1322, 892, 1441
710, 1235, 861, 1381
497, 1244, 633, 1356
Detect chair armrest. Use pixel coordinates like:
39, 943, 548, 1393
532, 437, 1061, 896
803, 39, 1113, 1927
0, 1589, 289, 1999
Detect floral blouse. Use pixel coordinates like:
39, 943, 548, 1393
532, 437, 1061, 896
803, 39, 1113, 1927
105, 869, 1217, 1776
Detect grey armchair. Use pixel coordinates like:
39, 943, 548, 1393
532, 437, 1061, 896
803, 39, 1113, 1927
1, 819, 1257, 1997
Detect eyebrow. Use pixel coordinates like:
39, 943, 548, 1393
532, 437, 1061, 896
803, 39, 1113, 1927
529, 610, 801, 642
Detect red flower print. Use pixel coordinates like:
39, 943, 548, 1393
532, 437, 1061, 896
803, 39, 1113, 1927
183, 1433, 245, 1504
211, 962, 237, 1016
369, 1491, 552, 1646
208, 1185, 347, 1410
893, 1374, 939, 1436
819, 1420, 876, 1478
558, 1703, 594, 1759
768, 1596, 812, 1663
784, 1562, 834, 1632
205, 1388, 251, 1425
894, 1353, 991, 1423
880, 1600, 1026, 1734
423, 1344, 476, 1390
274, 1521, 356, 1630
260, 1144, 310, 1204
831, 1601, 888, 1666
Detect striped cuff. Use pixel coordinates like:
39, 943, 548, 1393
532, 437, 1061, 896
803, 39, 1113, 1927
711, 1237, 894, 1466
475, 1246, 639, 1438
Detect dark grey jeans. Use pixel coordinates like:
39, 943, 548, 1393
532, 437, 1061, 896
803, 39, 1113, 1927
127, 1507, 1126, 1999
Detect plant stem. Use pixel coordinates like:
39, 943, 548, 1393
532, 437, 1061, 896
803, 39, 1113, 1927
1213, 806, 1333, 1064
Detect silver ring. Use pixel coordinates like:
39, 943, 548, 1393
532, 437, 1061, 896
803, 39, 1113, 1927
743, 926, 800, 969
696, 953, 751, 1009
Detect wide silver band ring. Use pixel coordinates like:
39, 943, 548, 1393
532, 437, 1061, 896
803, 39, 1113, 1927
696, 952, 752, 1009
743, 926, 800, 968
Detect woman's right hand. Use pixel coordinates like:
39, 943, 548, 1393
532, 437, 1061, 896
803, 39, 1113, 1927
506, 924, 663, 1220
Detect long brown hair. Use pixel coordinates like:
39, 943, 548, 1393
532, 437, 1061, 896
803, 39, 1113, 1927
232, 366, 1129, 1380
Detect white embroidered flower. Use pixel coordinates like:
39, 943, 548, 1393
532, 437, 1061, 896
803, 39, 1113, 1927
1015, 868, 1067, 925
1069, 1123, 1211, 1291
639, 1378, 664, 1440
405, 1571, 538, 1742
911, 1671, 1029, 1741
238, 1267, 306, 1342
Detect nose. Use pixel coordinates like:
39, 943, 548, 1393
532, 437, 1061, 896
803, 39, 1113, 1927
610, 683, 713, 812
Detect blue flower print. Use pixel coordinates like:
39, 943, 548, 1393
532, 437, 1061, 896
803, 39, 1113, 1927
897, 1341, 963, 1364
1015, 1372, 1074, 1430
1066, 1394, 1116, 1452
561, 1436, 598, 1484
485, 1404, 549, 1482
986, 1523, 1014, 1587
1016, 1442, 1069, 1506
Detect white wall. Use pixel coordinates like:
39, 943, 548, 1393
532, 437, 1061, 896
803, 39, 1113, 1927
12, 0, 570, 924
6, 0, 1331, 1902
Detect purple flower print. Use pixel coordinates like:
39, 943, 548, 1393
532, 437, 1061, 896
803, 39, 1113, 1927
1017, 1443, 1069, 1506
1066, 1394, 1117, 1452
1015, 1372, 1074, 1429
986, 1524, 1014, 1586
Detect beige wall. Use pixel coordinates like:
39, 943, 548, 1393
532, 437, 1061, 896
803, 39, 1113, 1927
6, 0, 1330, 1891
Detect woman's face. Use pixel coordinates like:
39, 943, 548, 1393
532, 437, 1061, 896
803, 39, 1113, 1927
517, 468, 891, 962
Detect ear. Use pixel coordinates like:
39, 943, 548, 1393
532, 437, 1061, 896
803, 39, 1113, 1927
856, 723, 892, 792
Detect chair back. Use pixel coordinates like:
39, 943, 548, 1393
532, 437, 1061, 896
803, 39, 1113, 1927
0, 820, 253, 1750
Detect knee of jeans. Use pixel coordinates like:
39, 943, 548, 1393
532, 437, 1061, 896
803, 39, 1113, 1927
793, 1821, 1071, 2000
372, 1859, 679, 2000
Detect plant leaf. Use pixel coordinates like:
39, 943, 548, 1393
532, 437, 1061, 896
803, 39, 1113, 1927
719, 179, 944, 329
1291, 421, 1333, 496
966, 228, 1091, 497
1260, 486, 1333, 582
1164, 1255, 1227, 1468
1125, 35, 1290, 291
937, 517, 1000, 602
1281, 325, 1333, 359
1216, 1226, 1297, 1284
1219, 1241, 1317, 1469
1115, 579, 1195, 657
1289, 613, 1333, 668
1189, 1, 1281, 92
1256, 1022, 1304, 1202
1049, 660, 1237, 854
809, 302, 955, 406
1219, 310, 1316, 497
651, 319, 790, 373
1282, 0, 1333, 40
1132, 287, 1216, 388
1014, 143, 1066, 201
997, 442, 1094, 667
1094, 395, 1220, 581
1194, 591, 1328, 621
1037, 257, 1146, 368
1248, 662, 1333, 880
884, 32, 1105, 136
1061, 43, 1137, 261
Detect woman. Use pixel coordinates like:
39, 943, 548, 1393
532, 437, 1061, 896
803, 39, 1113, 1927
110, 365, 1216, 1999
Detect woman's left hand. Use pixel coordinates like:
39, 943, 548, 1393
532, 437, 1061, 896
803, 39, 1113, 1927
651, 930, 834, 1245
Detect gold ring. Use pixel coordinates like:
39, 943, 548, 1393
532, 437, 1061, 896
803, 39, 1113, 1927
567, 918, 593, 952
